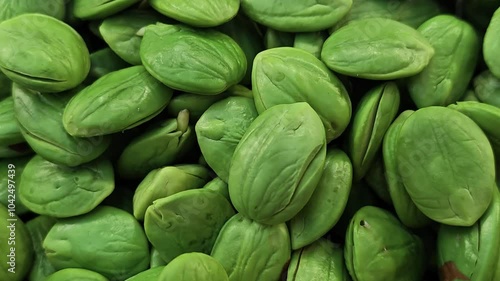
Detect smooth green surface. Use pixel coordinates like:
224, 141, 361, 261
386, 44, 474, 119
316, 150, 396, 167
348, 82, 400, 181
211, 213, 291, 281
117, 110, 196, 179
125, 266, 164, 281
383, 110, 431, 228
43, 206, 150, 280
289, 148, 353, 250
253, 47, 351, 142
226, 84, 254, 98
0, 2, 498, 280
132, 164, 211, 220
144, 189, 235, 263
0, 96, 23, 147
19, 155, 114, 217
0, 156, 31, 215
241, 0, 353, 32
321, 18, 434, 80
45, 268, 109, 281
293, 32, 327, 59
396, 107, 495, 226
149, 248, 167, 268
0, 204, 33, 281
484, 7, 500, 78
99, 9, 167, 65
0, 0, 66, 23
140, 23, 247, 95
345, 206, 426, 281
196, 96, 258, 182
13, 84, 111, 167
63, 66, 173, 137
150, 0, 239, 27
474, 70, 500, 108
25, 216, 57, 281
166, 92, 226, 122
72, 0, 141, 20
408, 15, 480, 108
334, 0, 441, 29
449, 101, 500, 156
0, 14, 90, 92
203, 177, 230, 201
288, 239, 351, 281
158, 253, 229, 281
228, 102, 326, 225
494, 257, 500, 281
437, 190, 500, 281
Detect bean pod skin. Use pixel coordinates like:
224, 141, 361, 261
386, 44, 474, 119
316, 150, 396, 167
43, 206, 150, 280
347, 82, 400, 181
63, 66, 173, 138
449, 101, 500, 157
287, 238, 352, 281
140, 23, 247, 95
228, 102, 326, 225
25, 215, 57, 281
383, 110, 431, 228
289, 148, 353, 250
437, 190, 500, 281
241, 0, 353, 32
0, 14, 90, 93
13, 84, 111, 167
484, 7, 500, 78
321, 18, 435, 80
0, 2, 499, 281
0, 204, 33, 281
345, 206, 426, 281
158, 253, 229, 281
45, 268, 108, 281
196, 96, 258, 182
252, 47, 351, 142
408, 15, 480, 108
144, 189, 235, 263
396, 107, 495, 226
149, 0, 239, 27
211, 214, 291, 281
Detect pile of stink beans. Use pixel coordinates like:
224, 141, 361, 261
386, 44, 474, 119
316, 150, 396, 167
1, 0, 500, 280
